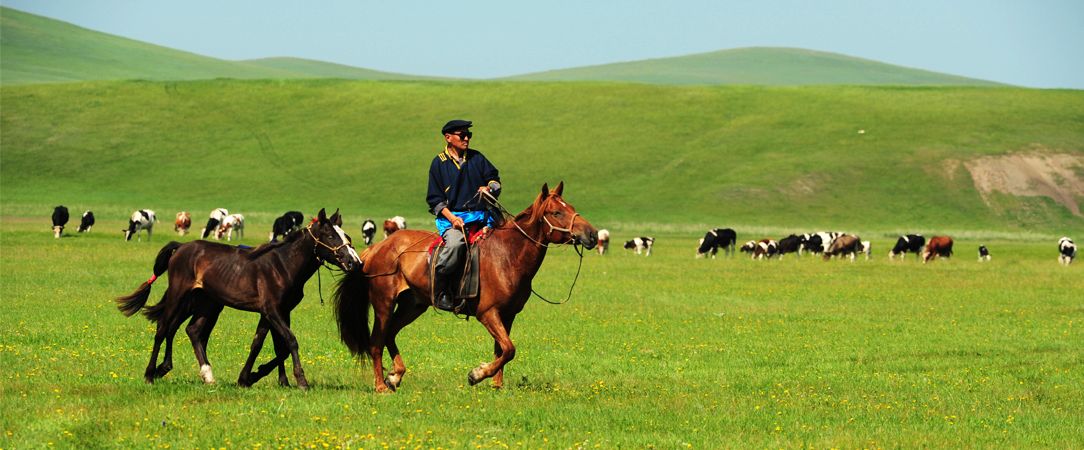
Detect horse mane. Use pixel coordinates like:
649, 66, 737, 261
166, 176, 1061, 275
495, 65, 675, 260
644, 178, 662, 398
245, 228, 307, 259
512, 192, 548, 225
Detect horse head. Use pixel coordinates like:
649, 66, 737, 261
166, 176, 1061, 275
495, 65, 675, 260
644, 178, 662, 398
307, 208, 363, 272
528, 182, 598, 249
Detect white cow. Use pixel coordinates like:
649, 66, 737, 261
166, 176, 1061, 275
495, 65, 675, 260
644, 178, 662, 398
124, 209, 157, 241
215, 214, 245, 241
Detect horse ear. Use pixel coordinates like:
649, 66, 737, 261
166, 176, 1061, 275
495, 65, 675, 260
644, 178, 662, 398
330, 208, 343, 227
554, 181, 564, 196
540, 183, 549, 197
317, 208, 328, 223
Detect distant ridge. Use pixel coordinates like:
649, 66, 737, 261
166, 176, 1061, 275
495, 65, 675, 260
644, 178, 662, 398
0, 7, 437, 84
1, 6, 1004, 87
503, 47, 1006, 86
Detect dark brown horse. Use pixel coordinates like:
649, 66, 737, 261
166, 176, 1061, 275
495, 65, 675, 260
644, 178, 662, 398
334, 182, 597, 392
117, 208, 361, 389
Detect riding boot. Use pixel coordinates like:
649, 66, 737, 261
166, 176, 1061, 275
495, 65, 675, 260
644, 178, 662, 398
432, 275, 457, 311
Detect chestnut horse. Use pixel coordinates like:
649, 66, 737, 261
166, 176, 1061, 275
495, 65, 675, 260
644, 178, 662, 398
117, 208, 361, 389
334, 182, 598, 392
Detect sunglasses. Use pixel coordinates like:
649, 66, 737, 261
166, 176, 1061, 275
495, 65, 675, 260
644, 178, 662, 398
450, 131, 472, 139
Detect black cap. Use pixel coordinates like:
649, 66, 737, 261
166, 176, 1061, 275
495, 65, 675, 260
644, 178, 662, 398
441, 119, 472, 134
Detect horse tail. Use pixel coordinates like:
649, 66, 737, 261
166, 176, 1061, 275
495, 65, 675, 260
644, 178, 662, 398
116, 241, 182, 317
333, 269, 371, 357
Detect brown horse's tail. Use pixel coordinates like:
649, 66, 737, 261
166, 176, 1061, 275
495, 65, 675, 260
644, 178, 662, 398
333, 269, 371, 357
116, 241, 182, 317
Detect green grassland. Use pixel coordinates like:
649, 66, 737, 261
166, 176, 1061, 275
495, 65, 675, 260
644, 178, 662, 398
504, 47, 1005, 86
1, 217, 1081, 447
2, 80, 1082, 235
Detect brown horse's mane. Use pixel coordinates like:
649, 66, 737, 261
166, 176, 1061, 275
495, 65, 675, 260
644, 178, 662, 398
245, 227, 306, 260
511, 192, 548, 226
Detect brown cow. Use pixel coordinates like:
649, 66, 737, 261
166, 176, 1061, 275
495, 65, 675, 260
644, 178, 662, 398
382, 215, 407, 239
922, 236, 954, 263
175, 211, 192, 236
824, 234, 862, 261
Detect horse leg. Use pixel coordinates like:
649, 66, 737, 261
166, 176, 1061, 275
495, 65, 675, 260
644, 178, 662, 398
491, 312, 517, 389
250, 315, 293, 387
185, 301, 223, 384
237, 317, 272, 387
261, 311, 309, 390
468, 308, 516, 387
382, 297, 428, 391
368, 304, 394, 393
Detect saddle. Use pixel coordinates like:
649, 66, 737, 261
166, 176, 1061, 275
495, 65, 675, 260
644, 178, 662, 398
427, 225, 489, 314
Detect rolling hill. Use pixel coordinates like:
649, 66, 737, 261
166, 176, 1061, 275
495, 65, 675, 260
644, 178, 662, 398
0, 7, 436, 85
504, 47, 1006, 86
4, 6, 1002, 87
2, 80, 1081, 236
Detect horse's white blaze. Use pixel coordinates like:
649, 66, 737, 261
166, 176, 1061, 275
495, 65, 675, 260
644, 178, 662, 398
386, 373, 401, 387
199, 364, 215, 384
333, 225, 362, 264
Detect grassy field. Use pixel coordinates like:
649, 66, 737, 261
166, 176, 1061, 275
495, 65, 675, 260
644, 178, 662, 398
1, 214, 1081, 447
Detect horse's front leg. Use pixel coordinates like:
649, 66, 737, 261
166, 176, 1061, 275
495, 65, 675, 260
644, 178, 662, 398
262, 311, 308, 390
237, 317, 271, 387
469, 309, 516, 387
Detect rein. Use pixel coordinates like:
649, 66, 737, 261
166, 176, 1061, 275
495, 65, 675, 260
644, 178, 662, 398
477, 190, 586, 305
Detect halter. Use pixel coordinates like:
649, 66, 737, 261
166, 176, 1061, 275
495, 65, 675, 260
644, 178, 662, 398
307, 223, 353, 305
306, 224, 352, 254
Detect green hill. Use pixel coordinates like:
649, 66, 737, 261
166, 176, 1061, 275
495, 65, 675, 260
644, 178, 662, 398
0, 7, 430, 84
240, 57, 449, 81
505, 47, 1006, 86
2, 80, 1081, 237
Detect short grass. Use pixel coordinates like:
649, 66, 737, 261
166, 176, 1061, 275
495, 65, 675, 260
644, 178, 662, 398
2, 216, 1080, 448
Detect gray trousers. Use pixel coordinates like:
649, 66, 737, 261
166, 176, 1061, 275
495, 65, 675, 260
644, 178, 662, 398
434, 227, 466, 277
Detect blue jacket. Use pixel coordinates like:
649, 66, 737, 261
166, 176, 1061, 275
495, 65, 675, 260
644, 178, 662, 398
426, 148, 501, 219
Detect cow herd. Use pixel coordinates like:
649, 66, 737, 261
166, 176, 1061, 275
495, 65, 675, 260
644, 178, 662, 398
48, 205, 415, 248
44, 206, 1078, 265
586, 223, 1077, 265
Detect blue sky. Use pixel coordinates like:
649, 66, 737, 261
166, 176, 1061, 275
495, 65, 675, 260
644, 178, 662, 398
4, 0, 1083, 88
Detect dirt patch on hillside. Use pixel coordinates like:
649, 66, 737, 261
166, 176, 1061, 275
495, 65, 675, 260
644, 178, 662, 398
964, 152, 1084, 216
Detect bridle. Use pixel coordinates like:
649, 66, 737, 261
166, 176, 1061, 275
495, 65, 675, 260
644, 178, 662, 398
306, 224, 353, 268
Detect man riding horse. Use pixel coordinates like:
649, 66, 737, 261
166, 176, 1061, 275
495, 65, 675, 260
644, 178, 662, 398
427, 119, 501, 312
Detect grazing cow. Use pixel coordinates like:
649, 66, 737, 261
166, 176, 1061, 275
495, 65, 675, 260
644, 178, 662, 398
889, 234, 925, 260
124, 209, 157, 241
776, 234, 802, 259
200, 208, 229, 239
77, 210, 95, 233
696, 228, 737, 259
1058, 237, 1076, 265
269, 211, 305, 242
361, 219, 377, 246
922, 236, 954, 263
383, 215, 407, 239
739, 240, 758, 256
597, 229, 611, 255
215, 214, 245, 241
51, 206, 69, 238
824, 234, 862, 261
752, 239, 778, 260
860, 241, 872, 260
174, 211, 192, 236
800, 232, 841, 255
624, 236, 655, 256
978, 245, 991, 262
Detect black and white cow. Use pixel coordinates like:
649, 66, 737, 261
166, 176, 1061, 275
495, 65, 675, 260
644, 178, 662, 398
77, 210, 95, 233
978, 245, 991, 262
624, 236, 655, 256
201, 208, 229, 239
215, 214, 245, 241
860, 240, 871, 260
696, 228, 737, 259
753, 239, 778, 260
1058, 237, 1076, 265
361, 219, 377, 246
776, 235, 803, 259
124, 209, 156, 241
269, 210, 305, 242
51, 205, 69, 238
889, 234, 926, 260
739, 240, 757, 256
799, 232, 842, 255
